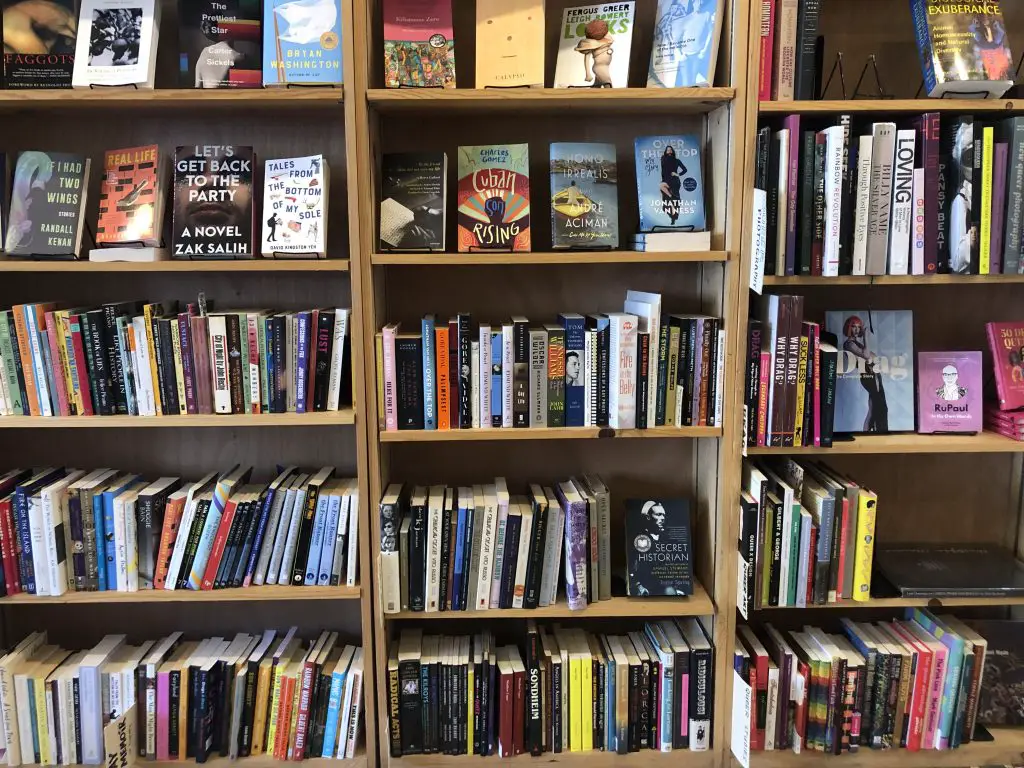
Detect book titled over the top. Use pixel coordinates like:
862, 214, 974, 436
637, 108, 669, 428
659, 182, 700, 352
172, 145, 255, 258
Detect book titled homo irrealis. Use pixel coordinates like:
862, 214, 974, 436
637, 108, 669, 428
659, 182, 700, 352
72, 0, 160, 87
549, 142, 618, 249
475, 0, 543, 88
261, 154, 328, 257
986, 321, 1024, 411
95, 144, 165, 247
379, 152, 447, 251
911, 0, 1015, 98
635, 134, 705, 232
917, 350, 982, 433
5, 151, 91, 258
2, 0, 76, 88
382, 0, 455, 87
824, 310, 915, 433
647, 0, 724, 88
263, 0, 341, 86
180, 0, 261, 88
172, 145, 255, 258
456, 144, 530, 252
553, 3, 635, 88
624, 497, 692, 596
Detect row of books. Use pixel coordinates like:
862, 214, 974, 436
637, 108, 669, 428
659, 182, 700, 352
388, 621, 715, 757
0, 628, 364, 767
0, 465, 359, 597
738, 458, 877, 614
0, 299, 351, 418
380, 138, 708, 253
758, 113, 1024, 279
378, 293, 725, 433
736, 612, 1009, 754
2, 0, 343, 89
384, 0, 723, 90
1, 148, 331, 261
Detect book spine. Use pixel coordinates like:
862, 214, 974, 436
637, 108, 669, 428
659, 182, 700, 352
793, 0, 820, 100
811, 133, 826, 275
529, 330, 547, 428
177, 315, 197, 415
562, 499, 588, 610
920, 113, 941, 274
758, 0, 776, 100
209, 318, 231, 415
866, 124, 896, 275
546, 328, 565, 427
103, 306, 128, 415
435, 326, 449, 430
773, 0, 797, 100
991, 143, 1007, 275
478, 326, 491, 430
421, 317, 436, 430
43, 313, 69, 416
823, 127, 843, 276
294, 313, 310, 414
981, 125, 994, 275
458, 314, 471, 429
382, 326, 398, 431
912, 168, 925, 274
512, 319, 528, 428
785, 117, 801, 275
561, 317, 585, 427
888, 129, 916, 275
798, 131, 816, 274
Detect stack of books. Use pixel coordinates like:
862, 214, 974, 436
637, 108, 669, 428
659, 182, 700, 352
388, 619, 714, 757
0, 466, 358, 597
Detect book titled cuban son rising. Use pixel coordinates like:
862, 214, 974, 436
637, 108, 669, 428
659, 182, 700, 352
457, 144, 531, 252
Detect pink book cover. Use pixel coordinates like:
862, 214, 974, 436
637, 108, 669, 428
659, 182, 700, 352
43, 312, 70, 416
757, 351, 771, 446
986, 322, 1024, 410
247, 314, 261, 414
758, 0, 775, 100
917, 351, 982, 433
382, 324, 398, 431
992, 143, 1008, 275
811, 323, 821, 446
156, 670, 170, 760
984, 419, 1024, 441
383, 0, 456, 88
190, 315, 213, 415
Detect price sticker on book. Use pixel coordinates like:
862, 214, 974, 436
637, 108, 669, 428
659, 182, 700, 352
750, 188, 767, 295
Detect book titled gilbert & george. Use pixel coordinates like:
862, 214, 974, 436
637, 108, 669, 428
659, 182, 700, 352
625, 497, 692, 597
171, 145, 255, 259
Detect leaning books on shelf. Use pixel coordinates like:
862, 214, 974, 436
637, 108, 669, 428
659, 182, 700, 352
376, 289, 724, 432
738, 458, 876, 616
872, 543, 1024, 599
0, 299, 350, 417
734, 610, 1016, 754
0, 465, 359, 597
388, 619, 714, 757
0, 627, 364, 765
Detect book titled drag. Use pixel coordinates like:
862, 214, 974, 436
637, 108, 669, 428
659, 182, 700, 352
456, 144, 530, 252
824, 310, 915, 433
917, 350, 982, 433
986, 321, 1024, 410
624, 497, 692, 597
172, 145, 255, 258
549, 142, 618, 249
382, 0, 455, 87
5, 151, 91, 258
635, 134, 705, 232
553, 3, 635, 88
95, 144, 165, 247
260, 154, 328, 257
647, 0, 723, 87
263, 0, 342, 86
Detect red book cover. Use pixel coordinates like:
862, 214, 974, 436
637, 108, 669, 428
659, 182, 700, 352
43, 311, 70, 416
66, 312, 94, 416
189, 316, 213, 415
758, 0, 776, 101
456, 145, 531, 253
498, 663, 514, 757
153, 493, 186, 590
513, 661, 525, 755
987, 322, 1024, 410
835, 495, 850, 599
95, 145, 163, 246
275, 674, 295, 759
888, 623, 930, 752
757, 350, 770, 446
383, 0, 456, 88
435, 326, 450, 430
200, 496, 239, 590
0, 497, 19, 594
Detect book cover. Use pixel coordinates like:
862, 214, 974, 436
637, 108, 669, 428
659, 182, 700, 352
382, 0, 455, 88
262, 0, 340, 86
171, 145, 254, 258
824, 310, 914, 433
5, 151, 90, 257
875, 544, 1024, 598
475, 0, 543, 88
967, 620, 1024, 725
647, 0, 722, 87
2, 0, 76, 88
95, 144, 162, 247
456, 144, 530, 252
261, 154, 327, 256
986, 321, 1024, 410
553, 3, 635, 88
72, 0, 158, 87
917, 351, 982, 434
379, 152, 446, 251
549, 142, 618, 249
625, 498, 692, 596
180, 0, 260, 88
634, 135, 705, 232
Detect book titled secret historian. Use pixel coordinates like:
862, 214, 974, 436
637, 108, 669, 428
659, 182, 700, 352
625, 497, 693, 597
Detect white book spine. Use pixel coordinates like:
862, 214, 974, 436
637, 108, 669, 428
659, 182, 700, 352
529, 329, 547, 428
14, 676, 33, 765
474, 494, 498, 610
488, 499, 509, 608
470, 341, 480, 429
588, 329, 599, 426
765, 665, 780, 750
0, 350, 9, 415
327, 309, 348, 411
714, 328, 725, 427
24, 308, 52, 417
60, 677, 74, 764
888, 128, 916, 275
775, 131, 789, 275
114, 494, 129, 592
44, 484, 69, 597
345, 490, 359, 587
29, 494, 52, 596
266, 488, 297, 584
0, 667, 20, 766
331, 495, 349, 586
44, 680, 56, 765
501, 324, 513, 428
479, 326, 492, 429
277, 489, 307, 584
253, 485, 289, 585
79, 666, 102, 764
607, 315, 638, 429
246, 314, 260, 410
852, 135, 873, 275
796, 511, 811, 608
674, 384, 684, 427
539, 503, 565, 607
207, 315, 232, 414
823, 125, 844, 277
865, 123, 897, 276
511, 510, 533, 609
108, 670, 122, 721
583, 330, 593, 427
132, 318, 155, 416
343, 661, 363, 758
426, 496, 442, 612
912, 167, 926, 275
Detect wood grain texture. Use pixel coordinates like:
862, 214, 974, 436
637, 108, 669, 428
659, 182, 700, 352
759, 98, 1024, 113
756, 594, 1024, 609
765, 274, 1024, 285
0, 411, 355, 428
371, 251, 729, 266
747, 432, 1024, 454
394, 752, 715, 768
0, 259, 349, 272
379, 425, 721, 442
1, 585, 361, 604
0, 89, 343, 111
367, 87, 735, 113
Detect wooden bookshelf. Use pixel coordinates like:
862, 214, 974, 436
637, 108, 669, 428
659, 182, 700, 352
1, 584, 361, 604
371, 251, 729, 266
379, 425, 722, 442
0, 88, 343, 111
745, 432, 1024, 455
0, 410, 356, 428
756, 594, 1024, 609
764, 274, 1024, 286
0, 258, 350, 272
759, 98, 1024, 114
393, 752, 716, 767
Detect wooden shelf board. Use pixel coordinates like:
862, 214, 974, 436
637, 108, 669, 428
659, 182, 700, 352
2, 584, 361, 604
0, 410, 355, 428
367, 87, 734, 114
757, 594, 1024, 610
0, 88, 343, 111
387, 584, 714, 621
0, 259, 349, 273
103, 754, 367, 768
759, 98, 1024, 114
372, 251, 728, 266
764, 274, 1024, 286
380, 425, 721, 442
394, 749, 715, 767
746, 431, 1024, 454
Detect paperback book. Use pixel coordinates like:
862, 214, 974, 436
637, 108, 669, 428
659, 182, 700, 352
986, 321, 1024, 411
382, 0, 455, 87
625, 497, 692, 596
260, 154, 328, 257
179, 0, 261, 88
917, 350, 982, 433
647, 0, 723, 87
456, 144, 531, 252
2, 0, 76, 88
549, 142, 618, 249
171, 145, 254, 259
263, 0, 341, 86
5, 151, 91, 258
95, 144, 165, 247
635, 134, 705, 232
475, 0, 543, 88
968, 620, 1024, 726
379, 152, 447, 251
72, 0, 159, 87
552, 3, 635, 89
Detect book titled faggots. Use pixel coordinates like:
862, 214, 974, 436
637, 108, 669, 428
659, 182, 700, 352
263, 0, 342, 86
553, 3, 636, 88
95, 144, 165, 247
457, 144, 530, 252
172, 145, 254, 258
179, 0, 261, 87
2, 0, 76, 87
4, 151, 91, 258
260, 154, 328, 257
549, 142, 618, 249
635, 135, 706, 232
625, 498, 692, 596
379, 152, 447, 251
382, 0, 455, 87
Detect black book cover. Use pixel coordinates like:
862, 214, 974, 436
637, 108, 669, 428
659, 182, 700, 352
137, 480, 182, 588
157, 317, 180, 416
964, 619, 1024, 725
646, 650, 658, 749
272, 315, 286, 413
447, 318, 459, 429
499, 513, 521, 609
312, 310, 335, 412
739, 493, 758, 616
766, 129, 781, 273
239, 661, 258, 755
682, 319, 698, 427
84, 309, 115, 415
512, 317, 529, 428
172, 146, 255, 259
746, 321, 763, 446
471, 650, 481, 755
178, 0, 260, 89
624, 497, 693, 596
460, 501, 475, 610
230, 493, 265, 587
525, 626, 542, 755
591, 319, 610, 427
812, 132, 827, 275
428, 658, 440, 752
636, 331, 649, 429
706, 319, 719, 427
438, 498, 451, 610
655, 321, 669, 426
185, 664, 198, 758
178, 498, 211, 590
874, 544, 1024, 597
409, 498, 427, 612
399, 655, 423, 755
102, 302, 139, 414
755, 125, 770, 189
309, 668, 331, 755
767, 492, 783, 605
292, 473, 330, 586
671, 642, 689, 749
213, 498, 248, 588
794, 0, 821, 100
396, 334, 425, 430
225, 314, 245, 414
457, 314, 472, 429
637, 651, 650, 749
420, 659, 433, 754
838, 115, 856, 274
819, 331, 838, 448
522, 493, 548, 609
798, 130, 816, 275
477, 653, 487, 755
221, 498, 255, 588
5, 152, 89, 257
627, 658, 640, 752
214, 660, 231, 756
168, 669, 181, 757
379, 152, 447, 251
3, 0, 75, 88
5, 313, 29, 414
551, 655, 563, 752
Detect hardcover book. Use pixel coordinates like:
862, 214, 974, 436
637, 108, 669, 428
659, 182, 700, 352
171, 145, 255, 259
966, 620, 1024, 725
180, 0, 261, 88
874, 544, 1024, 598
553, 3, 635, 89
986, 321, 1024, 411
911, 0, 1014, 98
634, 134, 705, 232
382, 0, 455, 88
475, 0, 543, 88
95, 144, 164, 247
917, 350, 982, 433
2, 0, 76, 88
5, 151, 91, 258
260, 154, 328, 257
456, 144, 530, 252
824, 310, 915, 433
549, 142, 618, 249
263, 0, 340, 86
647, 0, 723, 87
379, 152, 446, 251
625, 497, 692, 596
71, 0, 159, 87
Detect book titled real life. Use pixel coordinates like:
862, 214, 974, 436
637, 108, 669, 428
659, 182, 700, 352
625, 497, 693, 596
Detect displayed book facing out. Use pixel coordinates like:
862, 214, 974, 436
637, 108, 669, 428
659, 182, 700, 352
647, 0, 723, 88
382, 0, 456, 87
94, 144, 166, 248
456, 144, 531, 252
553, 3, 636, 89
172, 145, 255, 259
260, 154, 329, 257
475, 0, 544, 88
873, 544, 1024, 598
2, 0, 76, 88
72, 0, 160, 88
179, 0, 261, 88
968, 620, 1024, 726
379, 152, 447, 251
917, 350, 982, 433
635, 134, 706, 232
986, 321, 1024, 411
625, 497, 692, 596
549, 142, 618, 249
263, 0, 342, 86
4, 151, 91, 258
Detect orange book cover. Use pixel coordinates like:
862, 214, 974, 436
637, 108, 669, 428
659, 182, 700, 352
95, 145, 163, 246
11, 304, 41, 416
153, 492, 187, 589
200, 494, 240, 590
475, 0, 544, 87
274, 672, 295, 759
435, 326, 450, 429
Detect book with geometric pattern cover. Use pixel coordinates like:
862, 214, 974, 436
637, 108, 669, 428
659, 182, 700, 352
96, 145, 164, 246
457, 144, 530, 252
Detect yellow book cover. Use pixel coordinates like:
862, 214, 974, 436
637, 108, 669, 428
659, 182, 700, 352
568, 649, 582, 751
375, 332, 385, 425
666, 325, 680, 426
52, 311, 79, 415
475, 0, 544, 88
265, 661, 285, 755
578, 639, 592, 752
250, 656, 274, 754
793, 332, 808, 447
32, 675, 49, 764
142, 303, 164, 415
851, 489, 878, 601
981, 126, 994, 275
169, 320, 187, 415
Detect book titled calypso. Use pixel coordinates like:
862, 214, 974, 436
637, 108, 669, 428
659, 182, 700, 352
549, 142, 618, 249
456, 144, 531, 252
634, 135, 705, 232
917, 350, 982, 434
624, 497, 692, 596
263, 0, 342, 86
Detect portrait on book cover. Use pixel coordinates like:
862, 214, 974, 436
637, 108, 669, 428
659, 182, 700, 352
918, 350, 982, 433
647, 0, 719, 88
948, 120, 974, 274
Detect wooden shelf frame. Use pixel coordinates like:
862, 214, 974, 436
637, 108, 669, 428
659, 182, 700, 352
378, 425, 722, 442
0, 258, 350, 273
0, 584, 361, 604
371, 250, 729, 266
0, 88, 344, 111
745, 431, 1024, 454
759, 98, 1024, 114
0, 411, 356, 428
764, 274, 1024, 285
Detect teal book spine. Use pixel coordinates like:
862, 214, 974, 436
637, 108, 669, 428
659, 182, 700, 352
321, 668, 347, 757
909, 608, 964, 750
788, 503, 801, 606
421, 316, 436, 430
263, 0, 343, 86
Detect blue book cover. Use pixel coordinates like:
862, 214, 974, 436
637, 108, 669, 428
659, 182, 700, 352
558, 313, 586, 427
634, 135, 706, 232
263, 0, 343, 86
490, 331, 502, 427
318, 492, 341, 585
321, 663, 348, 757
824, 310, 915, 433
296, 311, 311, 413
452, 500, 467, 610
304, 492, 331, 585
103, 475, 141, 590
647, 0, 721, 87
263, 316, 275, 413
422, 316, 437, 430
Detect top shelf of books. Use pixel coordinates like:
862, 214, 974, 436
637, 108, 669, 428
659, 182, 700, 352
760, 99, 1024, 114
0, 89, 343, 112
